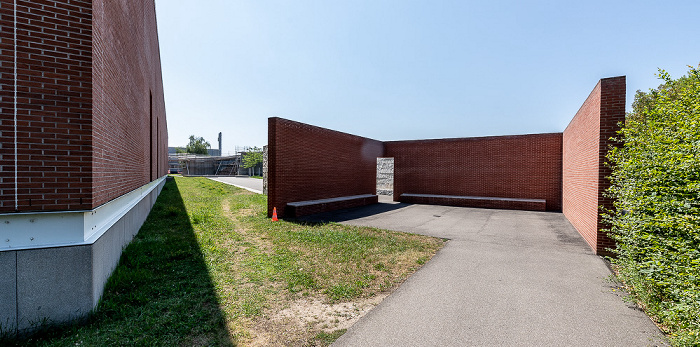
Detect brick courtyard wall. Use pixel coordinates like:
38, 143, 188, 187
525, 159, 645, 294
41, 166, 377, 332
268, 77, 625, 254
0, 0, 167, 212
563, 76, 625, 255
385, 134, 563, 211
267, 117, 383, 218
92, 0, 168, 207
0, 1, 93, 213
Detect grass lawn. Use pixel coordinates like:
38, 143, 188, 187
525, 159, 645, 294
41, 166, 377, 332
4, 176, 444, 346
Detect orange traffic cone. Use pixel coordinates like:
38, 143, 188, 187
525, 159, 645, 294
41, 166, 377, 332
271, 207, 278, 221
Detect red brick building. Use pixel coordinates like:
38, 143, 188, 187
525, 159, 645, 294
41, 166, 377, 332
1, 0, 167, 333
268, 76, 626, 257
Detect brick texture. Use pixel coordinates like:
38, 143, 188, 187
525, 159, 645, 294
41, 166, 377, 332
563, 76, 625, 255
92, 0, 167, 206
0, 0, 92, 212
267, 117, 383, 218
386, 134, 563, 211
0, 0, 167, 213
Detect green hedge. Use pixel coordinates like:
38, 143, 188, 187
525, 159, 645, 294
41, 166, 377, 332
604, 65, 700, 346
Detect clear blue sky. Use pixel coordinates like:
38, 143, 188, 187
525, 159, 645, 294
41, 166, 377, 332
155, 0, 700, 154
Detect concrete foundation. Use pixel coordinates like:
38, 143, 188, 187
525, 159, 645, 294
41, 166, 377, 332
0, 251, 17, 333
0, 179, 164, 334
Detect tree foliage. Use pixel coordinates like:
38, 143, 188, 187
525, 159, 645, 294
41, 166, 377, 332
242, 146, 263, 169
604, 65, 700, 346
185, 135, 210, 155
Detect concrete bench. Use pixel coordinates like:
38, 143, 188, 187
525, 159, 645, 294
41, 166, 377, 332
286, 194, 379, 217
400, 193, 547, 211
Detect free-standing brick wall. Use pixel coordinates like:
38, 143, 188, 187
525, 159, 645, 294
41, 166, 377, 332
563, 76, 625, 255
385, 134, 563, 211
267, 117, 383, 218
0, 0, 167, 213
268, 77, 624, 255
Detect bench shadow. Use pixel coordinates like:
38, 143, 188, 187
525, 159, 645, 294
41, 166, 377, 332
293, 199, 411, 224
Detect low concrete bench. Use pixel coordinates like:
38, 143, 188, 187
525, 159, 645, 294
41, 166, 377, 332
286, 194, 379, 217
400, 193, 547, 211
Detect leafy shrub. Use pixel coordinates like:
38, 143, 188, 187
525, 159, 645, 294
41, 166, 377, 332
604, 64, 700, 346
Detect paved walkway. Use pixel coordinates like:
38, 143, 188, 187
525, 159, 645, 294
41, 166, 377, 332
208, 176, 263, 194
303, 198, 667, 346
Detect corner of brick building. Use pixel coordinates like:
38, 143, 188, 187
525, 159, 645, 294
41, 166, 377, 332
595, 76, 626, 256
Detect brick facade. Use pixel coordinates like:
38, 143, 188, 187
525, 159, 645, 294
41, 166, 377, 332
0, 0, 167, 213
92, 0, 168, 206
0, 0, 93, 212
267, 117, 383, 218
562, 76, 625, 255
386, 134, 563, 211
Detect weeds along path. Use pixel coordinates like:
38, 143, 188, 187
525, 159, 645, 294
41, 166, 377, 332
180, 177, 445, 346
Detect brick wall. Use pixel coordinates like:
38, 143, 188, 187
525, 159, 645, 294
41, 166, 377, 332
92, 0, 168, 207
385, 133, 563, 211
267, 77, 625, 255
267, 117, 383, 218
0, 0, 167, 213
563, 76, 625, 255
0, 0, 93, 213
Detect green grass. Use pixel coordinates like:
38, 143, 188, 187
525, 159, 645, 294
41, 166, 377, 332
3, 176, 443, 346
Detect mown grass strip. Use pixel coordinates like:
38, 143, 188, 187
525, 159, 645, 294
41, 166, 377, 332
3, 177, 443, 346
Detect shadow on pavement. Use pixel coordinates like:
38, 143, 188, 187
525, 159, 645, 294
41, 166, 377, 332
295, 200, 411, 224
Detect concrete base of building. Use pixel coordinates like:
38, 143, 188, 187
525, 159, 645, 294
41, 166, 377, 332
0, 179, 165, 335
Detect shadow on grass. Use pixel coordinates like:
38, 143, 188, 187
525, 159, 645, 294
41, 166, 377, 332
2, 178, 233, 346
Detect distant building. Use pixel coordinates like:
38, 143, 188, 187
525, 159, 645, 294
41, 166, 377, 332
174, 154, 243, 176
168, 147, 221, 157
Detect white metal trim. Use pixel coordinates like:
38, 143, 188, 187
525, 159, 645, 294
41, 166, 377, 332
0, 176, 166, 251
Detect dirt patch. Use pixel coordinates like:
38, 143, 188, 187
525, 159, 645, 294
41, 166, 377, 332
222, 199, 232, 214
273, 294, 387, 332
244, 294, 388, 346
222, 199, 256, 218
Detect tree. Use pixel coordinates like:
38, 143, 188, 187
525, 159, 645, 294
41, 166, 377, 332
185, 135, 210, 155
242, 146, 263, 175
604, 65, 699, 345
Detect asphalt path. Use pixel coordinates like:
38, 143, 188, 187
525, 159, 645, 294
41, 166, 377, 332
301, 198, 667, 347
208, 176, 263, 194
